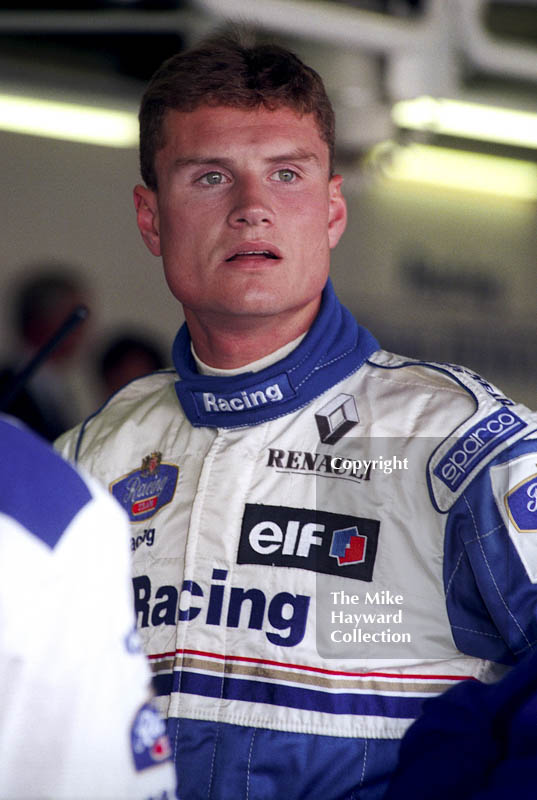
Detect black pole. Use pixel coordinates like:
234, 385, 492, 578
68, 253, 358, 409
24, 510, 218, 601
0, 304, 89, 411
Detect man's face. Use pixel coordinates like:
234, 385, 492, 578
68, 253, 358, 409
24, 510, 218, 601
134, 104, 346, 326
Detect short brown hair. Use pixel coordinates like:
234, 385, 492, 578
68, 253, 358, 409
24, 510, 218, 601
138, 32, 336, 189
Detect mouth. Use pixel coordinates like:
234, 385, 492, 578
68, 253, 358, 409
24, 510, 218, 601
224, 245, 282, 263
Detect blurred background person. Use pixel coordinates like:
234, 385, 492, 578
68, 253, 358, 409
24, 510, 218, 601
0, 265, 92, 440
97, 328, 167, 400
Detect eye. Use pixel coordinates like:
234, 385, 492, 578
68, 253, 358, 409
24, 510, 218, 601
198, 171, 228, 185
271, 168, 297, 183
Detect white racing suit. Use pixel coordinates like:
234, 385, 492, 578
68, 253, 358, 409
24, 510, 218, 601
57, 280, 537, 800
1, 416, 176, 800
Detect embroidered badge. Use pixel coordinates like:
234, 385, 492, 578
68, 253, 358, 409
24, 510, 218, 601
110, 453, 179, 522
491, 454, 537, 583
505, 472, 537, 533
130, 703, 171, 771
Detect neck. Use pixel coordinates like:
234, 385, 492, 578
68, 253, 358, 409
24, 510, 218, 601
183, 298, 321, 370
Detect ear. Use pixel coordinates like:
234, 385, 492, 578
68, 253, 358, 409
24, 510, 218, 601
327, 174, 347, 250
133, 184, 161, 257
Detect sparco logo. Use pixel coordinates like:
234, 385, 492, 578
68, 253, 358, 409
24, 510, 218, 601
315, 393, 359, 445
435, 409, 526, 491
237, 504, 379, 581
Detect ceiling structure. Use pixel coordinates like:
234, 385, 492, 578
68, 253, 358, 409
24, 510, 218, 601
0, 1, 536, 187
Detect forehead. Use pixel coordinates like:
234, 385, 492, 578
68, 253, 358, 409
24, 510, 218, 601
157, 104, 329, 167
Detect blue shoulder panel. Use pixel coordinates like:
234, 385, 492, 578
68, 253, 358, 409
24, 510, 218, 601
443, 436, 537, 664
1, 417, 92, 549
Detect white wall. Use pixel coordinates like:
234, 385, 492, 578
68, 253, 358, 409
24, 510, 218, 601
0, 130, 182, 418
331, 178, 536, 407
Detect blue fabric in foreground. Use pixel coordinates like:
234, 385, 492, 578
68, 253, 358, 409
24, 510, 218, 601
0, 417, 91, 549
384, 648, 537, 800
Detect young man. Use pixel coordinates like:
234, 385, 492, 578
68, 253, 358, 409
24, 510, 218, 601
57, 34, 537, 800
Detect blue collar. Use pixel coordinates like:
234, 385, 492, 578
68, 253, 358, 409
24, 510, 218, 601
173, 280, 379, 428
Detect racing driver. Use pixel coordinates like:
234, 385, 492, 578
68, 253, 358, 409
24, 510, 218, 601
57, 32, 537, 800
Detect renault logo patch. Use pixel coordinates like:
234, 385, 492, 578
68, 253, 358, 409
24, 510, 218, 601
315, 393, 359, 444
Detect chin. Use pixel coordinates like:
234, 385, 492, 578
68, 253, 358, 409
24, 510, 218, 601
221, 286, 287, 314
224, 300, 286, 318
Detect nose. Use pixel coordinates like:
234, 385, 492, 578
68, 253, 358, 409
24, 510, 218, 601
227, 178, 274, 228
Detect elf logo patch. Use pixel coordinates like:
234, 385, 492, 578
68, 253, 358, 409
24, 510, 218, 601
330, 527, 367, 566
238, 504, 379, 581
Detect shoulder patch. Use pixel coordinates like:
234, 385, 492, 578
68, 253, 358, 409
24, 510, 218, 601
490, 453, 537, 582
